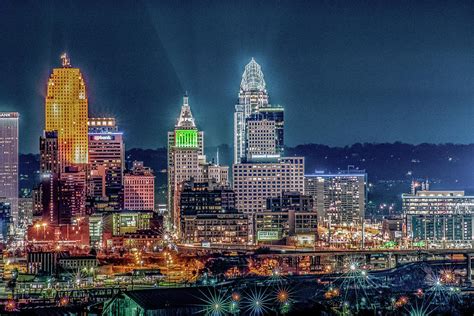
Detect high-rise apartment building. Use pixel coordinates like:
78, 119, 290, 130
0, 112, 19, 226
305, 171, 367, 225
167, 95, 205, 231
45, 54, 88, 167
402, 190, 474, 246
124, 161, 155, 211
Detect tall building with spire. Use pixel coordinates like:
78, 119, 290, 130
232, 59, 305, 243
234, 58, 284, 163
45, 54, 88, 167
167, 95, 205, 231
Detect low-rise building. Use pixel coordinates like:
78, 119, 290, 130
180, 180, 248, 244
255, 192, 318, 246
58, 255, 98, 272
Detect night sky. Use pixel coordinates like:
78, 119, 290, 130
1, 0, 474, 153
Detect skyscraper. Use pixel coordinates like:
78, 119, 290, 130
234, 58, 284, 163
45, 54, 88, 167
232, 60, 295, 242
167, 95, 205, 231
88, 117, 125, 196
0, 112, 19, 226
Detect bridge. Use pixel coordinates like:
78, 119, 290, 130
177, 244, 474, 283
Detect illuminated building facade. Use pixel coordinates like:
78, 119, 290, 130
124, 161, 155, 211
0, 112, 19, 226
305, 171, 367, 225
89, 214, 103, 248
45, 54, 88, 167
403, 190, 474, 246
167, 95, 205, 231
106, 210, 154, 236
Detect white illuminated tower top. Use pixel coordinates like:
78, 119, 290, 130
175, 93, 196, 129
240, 57, 266, 92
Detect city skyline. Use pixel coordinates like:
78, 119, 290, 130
2, 2, 474, 314
2, 1, 474, 153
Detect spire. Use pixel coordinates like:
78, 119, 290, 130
216, 148, 220, 165
175, 94, 196, 128
61, 53, 71, 68
183, 91, 189, 106
240, 58, 266, 92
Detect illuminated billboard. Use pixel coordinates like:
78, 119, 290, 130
257, 230, 280, 241
91, 135, 115, 141
175, 129, 198, 148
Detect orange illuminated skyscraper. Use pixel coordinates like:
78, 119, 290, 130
45, 53, 88, 167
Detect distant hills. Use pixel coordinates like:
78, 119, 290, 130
20, 142, 474, 198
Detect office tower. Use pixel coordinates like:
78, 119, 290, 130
233, 157, 305, 241
167, 95, 205, 231
305, 171, 367, 225
0, 112, 19, 227
255, 192, 317, 245
403, 190, 474, 246
45, 54, 88, 167
234, 58, 269, 164
124, 161, 155, 211
180, 180, 248, 244
59, 166, 87, 224
88, 117, 124, 195
40, 131, 60, 174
